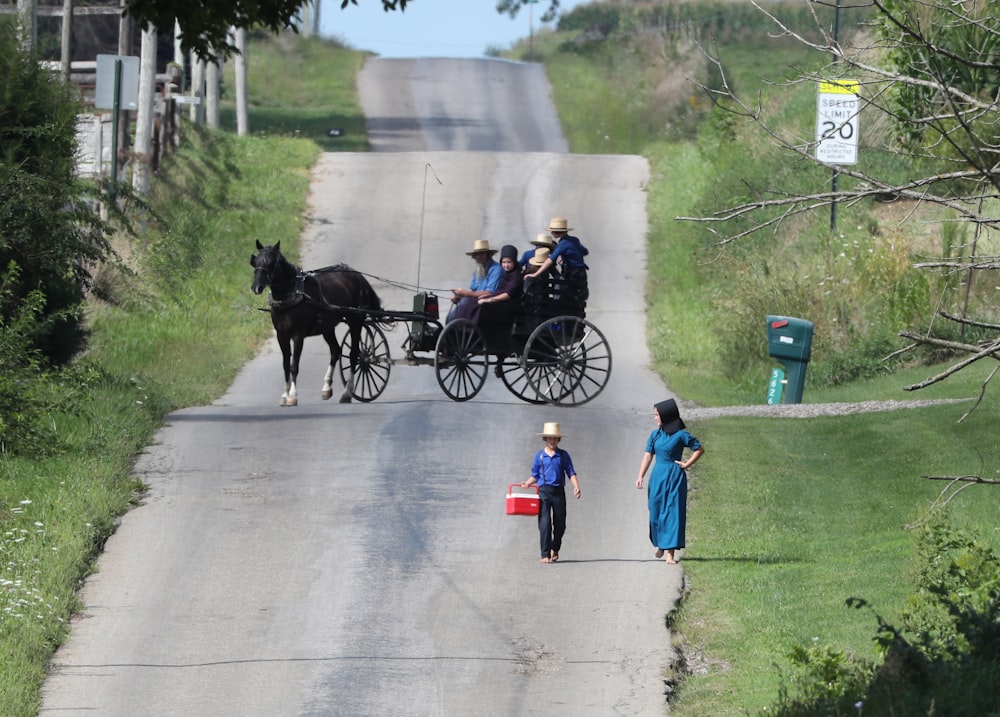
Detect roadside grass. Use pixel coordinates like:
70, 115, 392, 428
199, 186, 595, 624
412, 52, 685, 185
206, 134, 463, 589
0, 128, 318, 716
676, 396, 1000, 716
219, 33, 371, 152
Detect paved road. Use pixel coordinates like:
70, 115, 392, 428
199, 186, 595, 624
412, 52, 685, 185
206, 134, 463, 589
41, 59, 678, 716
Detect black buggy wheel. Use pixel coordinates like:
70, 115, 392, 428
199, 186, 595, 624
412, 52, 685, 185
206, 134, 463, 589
434, 319, 489, 402
523, 316, 612, 406
497, 353, 547, 405
338, 323, 392, 402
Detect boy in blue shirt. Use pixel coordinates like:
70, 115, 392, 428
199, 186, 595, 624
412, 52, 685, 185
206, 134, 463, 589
521, 422, 582, 563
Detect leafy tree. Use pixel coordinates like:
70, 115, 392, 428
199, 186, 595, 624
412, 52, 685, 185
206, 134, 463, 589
0, 22, 115, 365
123, 0, 409, 60
680, 1, 1000, 401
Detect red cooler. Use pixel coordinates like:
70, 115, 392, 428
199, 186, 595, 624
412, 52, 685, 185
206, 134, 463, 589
506, 483, 540, 516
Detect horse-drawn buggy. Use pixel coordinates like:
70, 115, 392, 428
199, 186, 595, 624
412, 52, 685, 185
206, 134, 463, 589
250, 241, 612, 407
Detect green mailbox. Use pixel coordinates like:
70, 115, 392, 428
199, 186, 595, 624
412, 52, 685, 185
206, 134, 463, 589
766, 315, 814, 404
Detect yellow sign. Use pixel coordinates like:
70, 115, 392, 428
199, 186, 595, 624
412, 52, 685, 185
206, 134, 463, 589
816, 79, 860, 164
819, 79, 859, 95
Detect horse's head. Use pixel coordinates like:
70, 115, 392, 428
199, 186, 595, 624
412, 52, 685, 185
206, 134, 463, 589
250, 240, 283, 295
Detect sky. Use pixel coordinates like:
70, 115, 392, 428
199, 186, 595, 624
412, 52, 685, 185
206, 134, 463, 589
319, 0, 590, 59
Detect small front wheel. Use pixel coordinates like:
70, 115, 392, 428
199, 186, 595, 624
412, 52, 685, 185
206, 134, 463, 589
434, 319, 489, 402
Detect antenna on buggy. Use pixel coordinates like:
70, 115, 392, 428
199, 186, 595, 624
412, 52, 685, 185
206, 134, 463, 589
417, 162, 442, 291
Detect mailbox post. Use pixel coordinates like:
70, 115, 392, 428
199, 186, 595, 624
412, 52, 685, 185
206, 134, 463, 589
766, 316, 814, 404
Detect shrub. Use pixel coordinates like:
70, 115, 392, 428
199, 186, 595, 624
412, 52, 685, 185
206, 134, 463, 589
0, 23, 117, 365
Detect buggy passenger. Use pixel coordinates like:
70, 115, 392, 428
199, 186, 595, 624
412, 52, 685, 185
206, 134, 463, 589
448, 239, 502, 323
478, 244, 524, 325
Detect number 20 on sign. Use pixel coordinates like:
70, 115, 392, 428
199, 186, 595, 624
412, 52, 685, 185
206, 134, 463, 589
815, 79, 860, 165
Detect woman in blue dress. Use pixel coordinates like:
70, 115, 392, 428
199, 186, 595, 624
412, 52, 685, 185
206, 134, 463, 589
635, 399, 704, 564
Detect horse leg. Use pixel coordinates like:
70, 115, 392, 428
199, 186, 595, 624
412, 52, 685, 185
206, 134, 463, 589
277, 334, 295, 407
284, 335, 303, 407
322, 329, 337, 401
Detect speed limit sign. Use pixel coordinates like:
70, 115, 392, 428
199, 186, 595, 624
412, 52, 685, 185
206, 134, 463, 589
815, 79, 860, 165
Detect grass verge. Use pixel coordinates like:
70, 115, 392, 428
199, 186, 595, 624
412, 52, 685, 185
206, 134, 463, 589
0, 127, 319, 716
673, 394, 1000, 715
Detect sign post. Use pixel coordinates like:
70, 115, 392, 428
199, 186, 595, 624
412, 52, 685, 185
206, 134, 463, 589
815, 79, 860, 232
95, 55, 140, 204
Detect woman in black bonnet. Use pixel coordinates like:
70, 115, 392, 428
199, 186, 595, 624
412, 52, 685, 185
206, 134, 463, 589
635, 399, 704, 564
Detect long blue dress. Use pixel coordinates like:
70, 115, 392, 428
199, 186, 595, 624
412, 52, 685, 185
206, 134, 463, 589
645, 428, 702, 550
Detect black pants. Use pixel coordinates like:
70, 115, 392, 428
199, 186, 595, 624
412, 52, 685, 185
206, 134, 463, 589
537, 485, 567, 558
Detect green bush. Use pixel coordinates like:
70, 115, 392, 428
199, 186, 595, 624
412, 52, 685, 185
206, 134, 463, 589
0, 24, 117, 365
768, 519, 1000, 716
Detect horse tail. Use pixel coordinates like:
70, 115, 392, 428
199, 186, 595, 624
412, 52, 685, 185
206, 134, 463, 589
357, 273, 393, 331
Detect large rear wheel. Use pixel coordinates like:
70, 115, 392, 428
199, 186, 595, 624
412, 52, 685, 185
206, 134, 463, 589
434, 319, 489, 402
523, 316, 612, 406
338, 323, 392, 402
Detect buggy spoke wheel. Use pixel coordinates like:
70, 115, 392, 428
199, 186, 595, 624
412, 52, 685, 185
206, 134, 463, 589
498, 354, 546, 404
338, 324, 392, 402
524, 316, 612, 406
434, 319, 489, 402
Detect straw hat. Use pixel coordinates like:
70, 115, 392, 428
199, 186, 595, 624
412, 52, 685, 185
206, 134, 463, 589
528, 247, 551, 266
531, 233, 556, 248
538, 422, 564, 438
546, 216, 572, 233
466, 239, 498, 256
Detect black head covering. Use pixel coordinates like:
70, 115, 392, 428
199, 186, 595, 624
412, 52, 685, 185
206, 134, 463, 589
654, 398, 685, 434
500, 244, 518, 261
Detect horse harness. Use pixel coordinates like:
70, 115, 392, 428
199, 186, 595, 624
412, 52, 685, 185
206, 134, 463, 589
266, 267, 365, 317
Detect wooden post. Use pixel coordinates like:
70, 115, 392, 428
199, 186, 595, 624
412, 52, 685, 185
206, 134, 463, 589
132, 25, 157, 194
116, 0, 133, 175
234, 27, 248, 136
189, 53, 205, 125
59, 0, 73, 80
205, 51, 220, 128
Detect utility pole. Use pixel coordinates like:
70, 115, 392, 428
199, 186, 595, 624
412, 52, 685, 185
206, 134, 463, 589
205, 52, 220, 128
59, 0, 73, 80
527, 0, 539, 57
132, 25, 157, 194
234, 27, 249, 136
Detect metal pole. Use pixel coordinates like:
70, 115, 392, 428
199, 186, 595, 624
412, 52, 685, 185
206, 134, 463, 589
830, 170, 839, 232
829, 0, 841, 233
109, 58, 121, 205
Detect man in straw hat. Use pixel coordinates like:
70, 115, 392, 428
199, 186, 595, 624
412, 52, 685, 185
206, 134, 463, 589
525, 217, 589, 280
448, 239, 502, 322
525, 217, 589, 303
521, 422, 581, 564
519, 232, 556, 270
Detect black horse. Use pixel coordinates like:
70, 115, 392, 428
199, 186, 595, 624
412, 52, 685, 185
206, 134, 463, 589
250, 240, 384, 406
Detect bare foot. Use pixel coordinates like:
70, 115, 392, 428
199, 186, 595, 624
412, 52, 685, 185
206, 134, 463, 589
539, 557, 551, 564
665, 550, 677, 564
550, 551, 559, 562
655, 549, 664, 559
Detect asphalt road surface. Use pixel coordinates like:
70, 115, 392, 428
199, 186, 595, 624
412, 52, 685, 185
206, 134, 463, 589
41, 58, 680, 716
